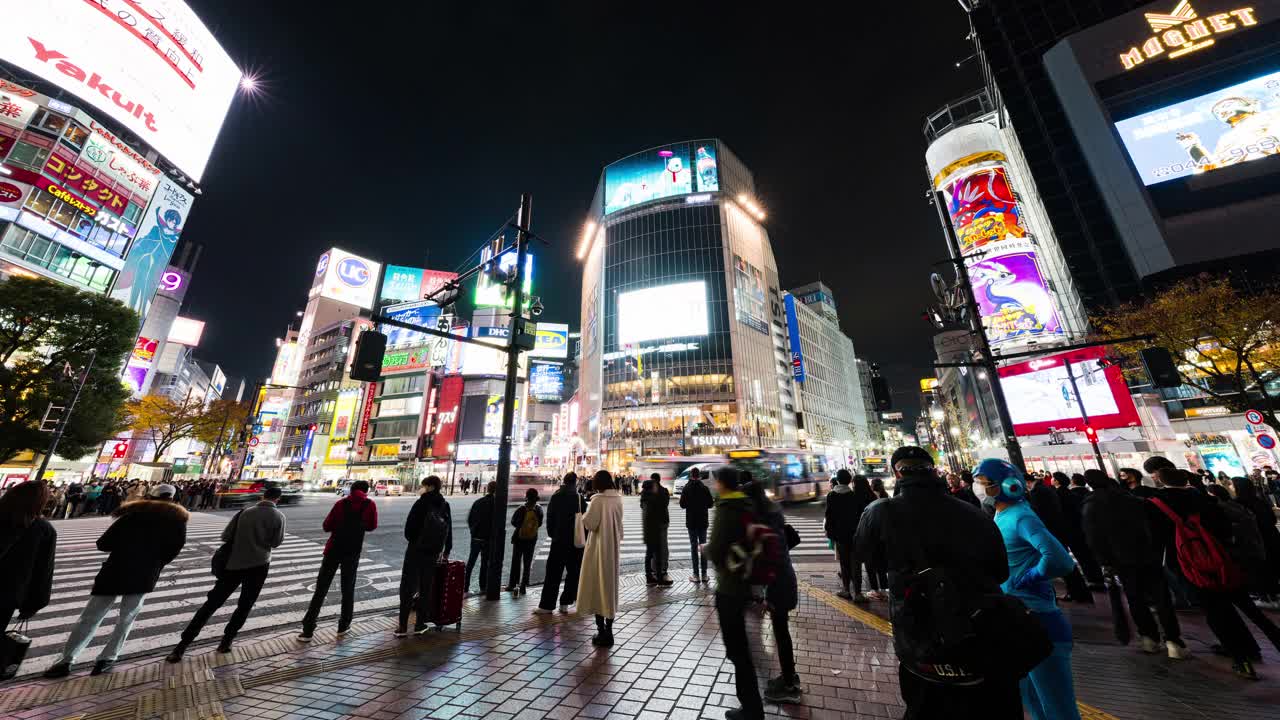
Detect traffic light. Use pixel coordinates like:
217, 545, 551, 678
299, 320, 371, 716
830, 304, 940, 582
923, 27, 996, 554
350, 330, 387, 382
1140, 347, 1181, 388
1083, 426, 1098, 444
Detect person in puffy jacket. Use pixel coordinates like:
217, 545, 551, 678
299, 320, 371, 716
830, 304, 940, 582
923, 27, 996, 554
465, 481, 496, 594
973, 459, 1080, 720
397, 476, 452, 636
507, 489, 543, 594
0, 482, 56, 638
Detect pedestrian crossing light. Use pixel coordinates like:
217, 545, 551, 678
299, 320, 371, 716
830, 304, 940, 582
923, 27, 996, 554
1083, 426, 1098, 444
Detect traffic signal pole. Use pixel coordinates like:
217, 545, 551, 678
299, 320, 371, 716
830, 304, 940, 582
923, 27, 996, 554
1063, 358, 1106, 471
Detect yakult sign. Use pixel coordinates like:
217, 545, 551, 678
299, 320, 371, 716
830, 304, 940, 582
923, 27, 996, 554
0, 0, 242, 181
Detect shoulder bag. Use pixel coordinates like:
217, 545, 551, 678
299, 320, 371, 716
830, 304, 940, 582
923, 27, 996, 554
211, 510, 244, 579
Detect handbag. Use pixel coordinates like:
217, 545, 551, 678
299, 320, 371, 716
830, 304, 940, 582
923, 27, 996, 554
1, 619, 31, 680
211, 510, 244, 579
573, 504, 587, 549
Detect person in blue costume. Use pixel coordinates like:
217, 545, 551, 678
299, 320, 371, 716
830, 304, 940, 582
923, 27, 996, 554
972, 459, 1081, 720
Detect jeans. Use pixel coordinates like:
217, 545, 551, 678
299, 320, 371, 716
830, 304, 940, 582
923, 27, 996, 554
1021, 639, 1082, 720
770, 609, 796, 680
465, 539, 488, 594
687, 527, 707, 578
715, 593, 763, 719
179, 564, 270, 643
539, 543, 583, 609
509, 540, 536, 589
59, 594, 147, 663
398, 549, 437, 630
899, 663, 1021, 720
301, 553, 359, 633
1115, 564, 1181, 643
645, 530, 668, 579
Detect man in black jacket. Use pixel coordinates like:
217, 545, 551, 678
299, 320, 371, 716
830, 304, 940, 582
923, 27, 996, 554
855, 447, 1016, 720
825, 469, 867, 601
641, 474, 672, 586
465, 481, 496, 595
46, 485, 188, 677
536, 474, 587, 614
1027, 473, 1094, 604
679, 467, 714, 583
397, 476, 452, 636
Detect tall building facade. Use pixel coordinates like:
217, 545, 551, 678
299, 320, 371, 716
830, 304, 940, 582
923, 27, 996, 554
578, 140, 796, 470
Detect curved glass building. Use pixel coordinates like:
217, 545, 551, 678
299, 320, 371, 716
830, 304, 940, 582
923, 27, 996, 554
577, 140, 797, 470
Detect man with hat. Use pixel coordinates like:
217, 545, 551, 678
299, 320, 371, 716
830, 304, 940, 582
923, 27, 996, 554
855, 447, 1017, 719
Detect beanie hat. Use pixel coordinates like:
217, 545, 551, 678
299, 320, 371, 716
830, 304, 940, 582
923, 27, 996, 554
972, 458, 1027, 504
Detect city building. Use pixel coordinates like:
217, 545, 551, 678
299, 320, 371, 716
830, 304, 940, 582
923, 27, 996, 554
577, 140, 798, 470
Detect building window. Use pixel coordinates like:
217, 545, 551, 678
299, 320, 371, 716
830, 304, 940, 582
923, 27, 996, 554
5, 141, 49, 170
0, 225, 116, 292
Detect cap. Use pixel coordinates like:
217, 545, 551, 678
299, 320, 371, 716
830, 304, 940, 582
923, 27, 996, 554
890, 446, 934, 470
151, 484, 176, 498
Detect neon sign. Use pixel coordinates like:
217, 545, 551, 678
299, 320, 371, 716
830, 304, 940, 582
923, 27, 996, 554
1120, 2, 1259, 70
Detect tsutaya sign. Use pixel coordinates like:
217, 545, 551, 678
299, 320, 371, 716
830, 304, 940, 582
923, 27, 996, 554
1120, 1, 1260, 70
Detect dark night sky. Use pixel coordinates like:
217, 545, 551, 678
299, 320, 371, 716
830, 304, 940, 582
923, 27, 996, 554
181, 1, 981, 419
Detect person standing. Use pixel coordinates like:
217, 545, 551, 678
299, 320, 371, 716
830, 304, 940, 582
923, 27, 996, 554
298, 480, 378, 641
824, 470, 872, 601
1026, 473, 1093, 604
856, 448, 1017, 720
972, 459, 1081, 720
1058, 473, 1105, 589
166, 486, 285, 662
64, 481, 84, 519
641, 473, 672, 586
577, 471, 623, 648
46, 485, 189, 677
0, 482, 56, 639
507, 489, 543, 594
466, 481, 496, 595
396, 476, 452, 636
743, 479, 802, 705
679, 467, 715, 583
536, 473, 586, 614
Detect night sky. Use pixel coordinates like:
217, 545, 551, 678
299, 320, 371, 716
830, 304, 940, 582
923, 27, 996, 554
181, 1, 981, 419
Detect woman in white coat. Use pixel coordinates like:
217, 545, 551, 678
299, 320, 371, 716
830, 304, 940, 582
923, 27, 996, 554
576, 470, 624, 647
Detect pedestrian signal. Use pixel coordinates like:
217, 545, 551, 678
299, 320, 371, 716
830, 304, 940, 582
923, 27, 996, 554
350, 331, 387, 382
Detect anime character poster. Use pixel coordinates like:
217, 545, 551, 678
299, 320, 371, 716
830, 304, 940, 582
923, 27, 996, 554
604, 144, 693, 214
109, 177, 192, 318
967, 250, 1063, 346
944, 165, 1027, 255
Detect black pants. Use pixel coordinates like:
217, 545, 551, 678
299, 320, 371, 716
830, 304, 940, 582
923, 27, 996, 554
898, 664, 1022, 720
716, 593, 763, 719
770, 608, 796, 680
301, 553, 359, 633
0, 605, 14, 634
1200, 589, 1255, 661
180, 564, 270, 643
835, 540, 859, 594
687, 527, 708, 578
1234, 592, 1280, 653
398, 549, 437, 630
509, 540, 536, 589
465, 539, 488, 594
1066, 531, 1104, 584
539, 542, 583, 610
1116, 563, 1181, 643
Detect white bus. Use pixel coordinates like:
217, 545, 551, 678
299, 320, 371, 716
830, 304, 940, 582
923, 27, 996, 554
633, 455, 725, 494
727, 448, 829, 503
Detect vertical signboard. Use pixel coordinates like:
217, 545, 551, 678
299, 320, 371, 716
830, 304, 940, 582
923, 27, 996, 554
784, 294, 805, 383
110, 177, 192, 318
431, 375, 464, 458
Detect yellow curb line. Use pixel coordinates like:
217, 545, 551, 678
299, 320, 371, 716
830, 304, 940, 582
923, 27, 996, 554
799, 580, 1122, 720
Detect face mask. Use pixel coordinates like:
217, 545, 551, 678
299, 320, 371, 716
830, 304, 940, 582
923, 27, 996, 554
981, 492, 998, 509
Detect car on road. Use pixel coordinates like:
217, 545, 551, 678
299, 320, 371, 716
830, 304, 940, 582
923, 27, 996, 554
217, 478, 303, 507
673, 462, 722, 495
373, 480, 404, 496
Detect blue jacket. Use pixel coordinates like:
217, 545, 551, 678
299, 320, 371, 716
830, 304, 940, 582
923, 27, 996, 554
994, 502, 1075, 614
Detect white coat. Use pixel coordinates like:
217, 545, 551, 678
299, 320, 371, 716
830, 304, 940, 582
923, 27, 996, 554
575, 489, 624, 618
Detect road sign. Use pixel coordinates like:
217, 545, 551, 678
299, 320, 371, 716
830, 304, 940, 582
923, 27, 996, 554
248, 437, 260, 448
1246, 409, 1265, 425
1258, 434, 1277, 450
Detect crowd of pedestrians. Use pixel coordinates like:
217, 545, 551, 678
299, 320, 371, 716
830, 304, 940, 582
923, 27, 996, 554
29, 478, 223, 520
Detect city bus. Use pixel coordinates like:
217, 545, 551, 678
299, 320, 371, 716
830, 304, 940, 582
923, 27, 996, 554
726, 448, 828, 503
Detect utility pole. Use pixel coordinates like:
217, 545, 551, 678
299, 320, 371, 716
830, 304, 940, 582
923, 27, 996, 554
486, 193, 532, 601
33, 351, 97, 482
1062, 358, 1106, 471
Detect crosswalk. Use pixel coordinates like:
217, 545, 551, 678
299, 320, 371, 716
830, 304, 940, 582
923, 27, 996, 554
25, 513, 400, 673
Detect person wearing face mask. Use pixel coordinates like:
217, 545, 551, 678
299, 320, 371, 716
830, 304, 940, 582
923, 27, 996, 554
972, 459, 1080, 720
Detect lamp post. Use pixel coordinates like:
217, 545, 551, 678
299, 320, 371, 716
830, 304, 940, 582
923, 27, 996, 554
447, 442, 457, 494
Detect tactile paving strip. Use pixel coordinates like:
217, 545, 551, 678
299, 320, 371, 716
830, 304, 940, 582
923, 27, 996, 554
134, 676, 242, 719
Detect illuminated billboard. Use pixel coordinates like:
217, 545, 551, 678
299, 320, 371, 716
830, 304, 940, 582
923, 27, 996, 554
529, 322, 570, 359
940, 165, 1027, 256
0, 0, 242, 180
604, 141, 720, 215
431, 375, 464, 457
474, 246, 533, 308
530, 361, 565, 402
312, 248, 381, 310
380, 265, 424, 303
167, 316, 205, 346
966, 245, 1064, 346
733, 255, 767, 334
617, 281, 709, 345
998, 346, 1140, 436
1114, 68, 1280, 186
109, 178, 192, 317
382, 300, 442, 348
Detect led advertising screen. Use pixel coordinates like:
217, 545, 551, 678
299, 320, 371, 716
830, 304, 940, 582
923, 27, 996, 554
431, 375, 464, 457
1114, 69, 1280, 186
529, 322, 570, 359
604, 141, 720, 215
530, 361, 565, 402
1198, 441, 1247, 477
474, 246, 533, 308
617, 281, 709, 345
312, 248, 381, 310
0, 0, 242, 180
382, 300, 442, 349
998, 346, 1140, 436
109, 178, 192, 317
733, 255, 768, 334
941, 165, 1028, 255
380, 265, 424, 303
966, 248, 1064, 346
167, 316, 205, 346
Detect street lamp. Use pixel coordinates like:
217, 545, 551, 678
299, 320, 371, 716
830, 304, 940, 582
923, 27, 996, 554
447, 442, 457, 494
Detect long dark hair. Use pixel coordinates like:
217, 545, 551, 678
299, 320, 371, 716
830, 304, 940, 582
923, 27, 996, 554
0, 481, 50, 529
851, 474, 875, 505
592, 470, 615, 492
1231, 476, 1260, 504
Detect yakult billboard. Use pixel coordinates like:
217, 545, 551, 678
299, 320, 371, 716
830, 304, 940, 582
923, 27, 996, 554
0, 0, 242, 181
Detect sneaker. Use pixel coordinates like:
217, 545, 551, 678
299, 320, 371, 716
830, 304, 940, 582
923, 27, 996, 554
336, 625, 350, 636
297, 631, 313, 643
393, 627, 409, 638
1138, 635, 1159, 654
658, 576, 674, 587
1167, 641, 1190, 660
852, 593, 870, 605
1233, 660, 1260, 680
533, 607, 554, 615
559, 604, 571, 613
413, 625, 431, 636
865, 590, 885, 601
42, 661, 71, 679
504, 585, 518, 592
835, 590, 853, 600
646, 576, 658, 586
763, 675, 801, 703
216, 640, 233, 654
689, 574, 701, 582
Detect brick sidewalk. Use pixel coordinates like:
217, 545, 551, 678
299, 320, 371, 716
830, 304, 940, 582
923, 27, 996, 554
6, 565, 1280, 719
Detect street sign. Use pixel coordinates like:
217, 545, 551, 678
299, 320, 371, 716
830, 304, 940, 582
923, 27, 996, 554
248, 437, 260, 448
1246, 409, 1265, 425
1258, 434, 1277, 450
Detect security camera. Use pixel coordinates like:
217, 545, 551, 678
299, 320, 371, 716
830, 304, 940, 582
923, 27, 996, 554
530, 297, 544, 317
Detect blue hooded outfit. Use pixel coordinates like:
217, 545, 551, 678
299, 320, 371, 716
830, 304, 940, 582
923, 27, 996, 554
974, 459, 1081, 720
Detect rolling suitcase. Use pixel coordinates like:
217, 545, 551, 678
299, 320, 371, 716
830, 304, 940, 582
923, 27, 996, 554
429, 559, 465, 631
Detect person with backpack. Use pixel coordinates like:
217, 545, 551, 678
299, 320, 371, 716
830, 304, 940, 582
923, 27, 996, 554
536, 473, 587, 615
577, 471, 624, 648
0, 482, 56, 645
1205, 484, 1271, 660
679, 467, 714, 583
1080, 469, 1187, 658
298, 479, 378, 641
743, 478, 802, 704
825, 470, 874, 602
397, 476, 452, 636
466, 481, 497, 595
641, 473, 672, 586
507, 489, 544, 594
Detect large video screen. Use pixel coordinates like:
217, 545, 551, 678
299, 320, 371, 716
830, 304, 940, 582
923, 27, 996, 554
998, 346, 1141, 436
530, 361, 565, 402
1114, 68, 1280, 186
604, 141, 720, 215
617, 281, 709, 345
382, 300, 442, 349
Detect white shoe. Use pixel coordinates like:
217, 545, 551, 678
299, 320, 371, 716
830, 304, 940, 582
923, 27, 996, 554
296, 632, 313, 643
559, 605, 571, 613
1138, 636, 1159, 654
1167, 641, 1190, 660
533, 607, 554, 615
689, 574, 701, 582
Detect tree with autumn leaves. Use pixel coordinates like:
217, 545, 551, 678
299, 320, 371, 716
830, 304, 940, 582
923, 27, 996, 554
126, 395, 250, 464
1095, 275, 1280, 429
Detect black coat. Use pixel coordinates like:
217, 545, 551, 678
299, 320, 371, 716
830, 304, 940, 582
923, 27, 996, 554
0, 518, 56, 617
1081, 487, 1160, 567
467, 494, 495, 541
546, 486, 586, 547
91, 500, 189, 596
1057, 486, 1084, 534
1028, 483, 1068, 540
640, 484, 670, 543
824, 486, 871, 542
761, 503, 798, 612
406, 491, 453, 556
510, 504, 544, 545
679, 478, 714, 530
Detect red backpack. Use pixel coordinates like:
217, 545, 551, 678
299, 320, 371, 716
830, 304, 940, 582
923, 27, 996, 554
727, 512, 782, 585
1149, 497, 1243, 592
